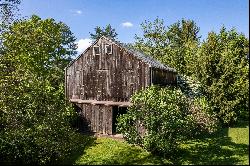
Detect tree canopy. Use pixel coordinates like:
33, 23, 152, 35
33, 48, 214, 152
134, 17, 249, 125
135, 17, 200, 76
194, 27, 249, 125
89, 24, 118, 40
0, 0, 20, 32
0, 15, 84, 164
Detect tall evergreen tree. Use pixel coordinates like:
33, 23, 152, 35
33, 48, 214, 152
89, 24, 118, 40
195, 27, 249, 125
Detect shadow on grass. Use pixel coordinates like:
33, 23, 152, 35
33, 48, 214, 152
80, 143, 170, 165
64, 127, 248, 165
103, 129, 248, 165
61, 135, 97, 165
173, 128, 249, 165
231, 120, 249, 128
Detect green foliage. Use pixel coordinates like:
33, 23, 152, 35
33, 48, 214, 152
0, 15, 83, 164
117, 86, 195, 155
177, 74, 203, 98
189, 97, 219, 134
117, 86, 220, 156
0, 0, 20, 32
0, 118, 86, 164
89, 24, 118, 40
135, 17, 249, 126
134, 17, 200, 76
177, 75, 219, 135
195, 27, 249, 125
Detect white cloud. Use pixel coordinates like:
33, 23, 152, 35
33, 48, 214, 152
75, 38, 92, 53
76, 10, 82, 14
70, 9, 83, 15
121, 22, 133, 28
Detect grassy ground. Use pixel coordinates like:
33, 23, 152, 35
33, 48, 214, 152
177, 126, 249, 165
65, 125, 249, 165
74, 137, 171, 165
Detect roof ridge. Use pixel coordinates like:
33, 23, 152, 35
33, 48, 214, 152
101, 36, 176, 72
66, 35, 176, 72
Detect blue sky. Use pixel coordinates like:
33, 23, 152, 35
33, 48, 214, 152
20, 0, 249, 53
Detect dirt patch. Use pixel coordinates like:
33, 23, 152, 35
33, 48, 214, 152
94, 133, 125, 141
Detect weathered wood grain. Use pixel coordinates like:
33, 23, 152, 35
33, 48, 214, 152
65, 37, 177, 135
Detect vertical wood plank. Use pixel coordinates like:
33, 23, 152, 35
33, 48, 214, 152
108, 107, 113, 134
95, 105, 99, 133
84, 104, 90, 131
99, 105, 103, 134
102, 105, 107, 134
91, 105, 95, 132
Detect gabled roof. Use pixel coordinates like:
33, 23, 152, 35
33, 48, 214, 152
66, 36, 176, 72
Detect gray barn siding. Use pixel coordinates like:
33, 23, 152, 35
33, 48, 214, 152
75, 103, 113, 134
66, 38, 151, 102
66, 36, 177, 135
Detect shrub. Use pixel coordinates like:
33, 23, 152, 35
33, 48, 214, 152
177, 74, 203, 98
117, 85, 219, 156
0, 86, 86, 164
0, 116, 86, 164
188, 97, 219, 136
177, 75, 219, 135
117, 86, 195, 156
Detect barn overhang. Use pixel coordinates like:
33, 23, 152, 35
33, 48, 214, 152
70, 99, 132, 107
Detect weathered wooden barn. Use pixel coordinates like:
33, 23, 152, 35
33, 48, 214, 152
65, 36, 177, 135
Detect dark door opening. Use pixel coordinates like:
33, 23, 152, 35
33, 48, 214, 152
112, 106, 128, 134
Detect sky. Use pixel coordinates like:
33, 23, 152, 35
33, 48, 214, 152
19, 0, 249, 54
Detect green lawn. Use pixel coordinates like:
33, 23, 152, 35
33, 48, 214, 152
65, 126, 249, 165
73, 137, 171, 165
177, 126, 249, 165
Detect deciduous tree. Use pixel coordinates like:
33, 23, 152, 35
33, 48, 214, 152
0, 15, 84, 164
135, 17, 200, 76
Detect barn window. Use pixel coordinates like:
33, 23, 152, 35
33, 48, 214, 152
105, 44, 112, 54
93, 46, 100, 55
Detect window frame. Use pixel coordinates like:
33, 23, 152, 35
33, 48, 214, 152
105, 44, 112, 55
93, 45, 101, 55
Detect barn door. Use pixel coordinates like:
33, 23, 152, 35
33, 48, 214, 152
97, 70, 108, 100
112, 106, 128, 134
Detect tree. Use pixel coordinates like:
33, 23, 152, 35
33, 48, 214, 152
0, 0, 21, 55
0, 15, 85, 164
135, 17, 200, 76
89, 24, 118, 40
195, 27, 249, 125
0, 0, 20, 32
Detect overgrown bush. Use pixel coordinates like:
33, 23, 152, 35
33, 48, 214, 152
0, 83, 86, 164
189, 97, 219, 135
0, 113, 86, 164
177, 74, 203, 98
177, 75, 219, 135
117, 86, 219, 156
